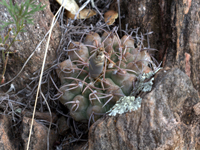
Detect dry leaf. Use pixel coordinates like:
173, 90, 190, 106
66, 9, 96, 19
104, 10, 118, 25
56, 0, 79, 14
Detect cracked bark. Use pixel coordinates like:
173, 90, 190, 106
88, 0, 200, 149
113, 0, 200, 94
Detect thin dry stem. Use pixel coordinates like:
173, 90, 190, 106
26, 5, 63, 150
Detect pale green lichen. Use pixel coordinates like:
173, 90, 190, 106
107, 68, 162, 116
107, 96, 142, 116
131, 75, 154, 96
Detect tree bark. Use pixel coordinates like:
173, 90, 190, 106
89, 68, 200, 150
164, 0, 200, 93
88, 0, 200, 149
118, 0, 200, 94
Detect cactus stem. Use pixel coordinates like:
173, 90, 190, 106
89, 47, 105, 78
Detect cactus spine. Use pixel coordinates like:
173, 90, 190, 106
56, 31, 156, 122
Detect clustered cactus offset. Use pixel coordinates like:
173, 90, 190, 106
56, 30, 157, 122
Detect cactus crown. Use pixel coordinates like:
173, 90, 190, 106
56, 29, 158, 123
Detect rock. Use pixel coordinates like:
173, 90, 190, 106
88, 68, 200, 150
0, 115, 18, 150
0, 0, 60, 91
193, 102, 200, 116
21, 117, 58, 150
61, 141, 88, 150
22, 110, 58, 123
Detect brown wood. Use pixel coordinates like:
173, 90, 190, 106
88, 1, 200, 149
117, 0, 200, 94
89, 68, 200, 150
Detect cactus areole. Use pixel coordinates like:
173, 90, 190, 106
56, 31, 157, 123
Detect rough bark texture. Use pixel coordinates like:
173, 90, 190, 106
165, 0, 200, 94
113, 0, 162, 59
88, 1, 200, 149
0, 0, 60, 91
117, 0, 200, 94
88, 68, 200, 150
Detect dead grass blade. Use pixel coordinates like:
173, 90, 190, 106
26, 5, 63, 150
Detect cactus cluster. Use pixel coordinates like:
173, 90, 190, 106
56, 31, 156, 123
107, 67, 161, 116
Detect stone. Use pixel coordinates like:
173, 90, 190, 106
22, 110, 58, 123
21, 117, 58, 150
193, 102, 200, 116
0, 0, 60, 91
88, 68, 200, 150
0, 115, 18, 150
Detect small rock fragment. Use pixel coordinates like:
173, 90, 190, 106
193, 102, 200, 115
0, 115, 18, 150
21, 117, 58, 150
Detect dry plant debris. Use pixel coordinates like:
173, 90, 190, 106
66, 9, 96, 19
104, 10, 118, 25
56, 0, 79, 14
57, 0, 96, 19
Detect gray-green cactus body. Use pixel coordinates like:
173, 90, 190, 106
89, 48, 105, 78
57, 31, 156, 122
56, 59, 79, 85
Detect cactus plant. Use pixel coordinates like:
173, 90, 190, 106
56, 31, 157, 122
